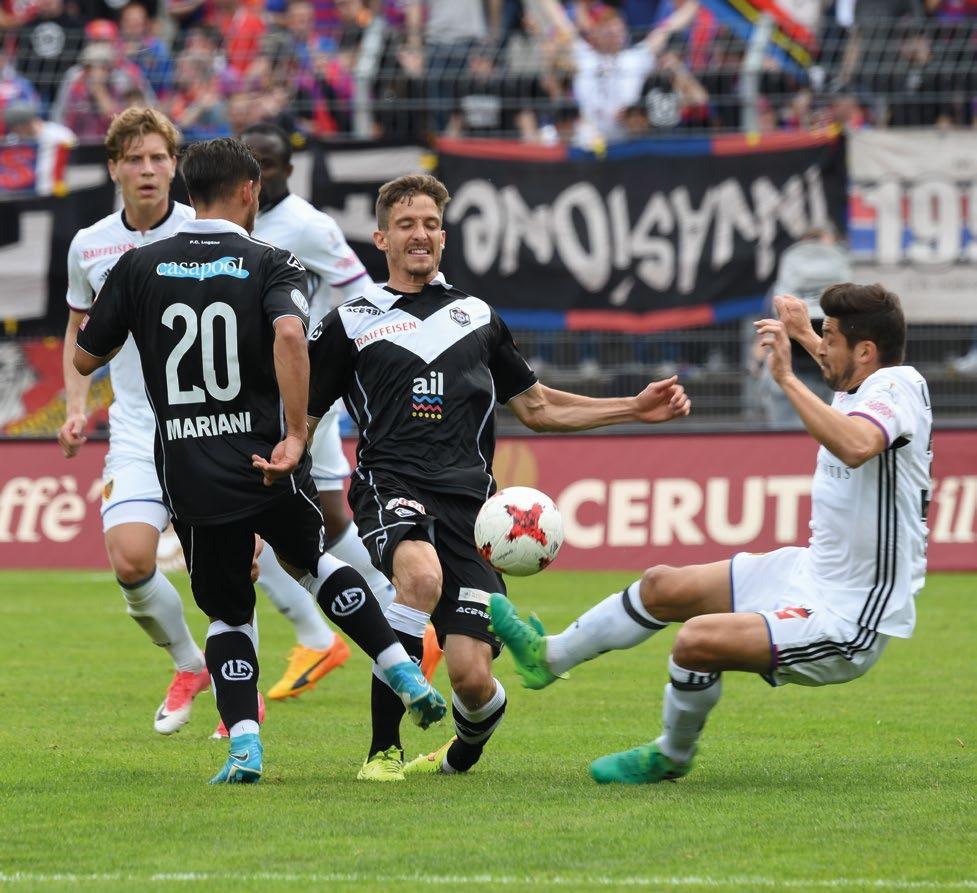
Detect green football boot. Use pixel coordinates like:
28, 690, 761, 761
589, 742, 693, 785
487, 594, 564, 690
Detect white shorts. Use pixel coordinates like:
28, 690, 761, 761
731, 547, 889, 688
100, 454, 170, 533
310, 405, 350, 493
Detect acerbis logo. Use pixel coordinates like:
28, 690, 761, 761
156, 256, 249, 281
332, 587, 366, 616
345, 304, 382, 316
221, 659, 254, 681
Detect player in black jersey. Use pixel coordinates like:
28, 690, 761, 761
307, 173, 691, 781
74, 139, 447, 785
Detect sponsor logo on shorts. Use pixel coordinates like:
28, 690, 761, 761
455, 605, 489, 619
774, 606, 813, 620
221, 659, 254, 681
290, 288, 310, 315
385, 497, 425, 515
332, 587, 366, 616
156, 256, 249, 281
458, 588, 490, 607
449, 307, 471, 327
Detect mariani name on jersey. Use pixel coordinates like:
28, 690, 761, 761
165, 411, 253, 441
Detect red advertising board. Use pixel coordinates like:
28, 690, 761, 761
1, 432, 974, 571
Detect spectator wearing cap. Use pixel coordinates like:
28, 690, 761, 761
3, 100, 75, 194
119, 2, 173, 96
50, 34, 156, 141
14, 0, 85, 107
0, 47, 42, 135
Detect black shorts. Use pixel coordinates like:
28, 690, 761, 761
174, 476, 324, 627
348, 469, 506, 655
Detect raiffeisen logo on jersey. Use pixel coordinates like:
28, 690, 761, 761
411, 371, 445, 421
155, 256, 250, 281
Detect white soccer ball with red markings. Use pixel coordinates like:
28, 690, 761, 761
475, 486, 564, 577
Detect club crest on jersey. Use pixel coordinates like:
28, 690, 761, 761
290, 288, 309, 315
411, 371, 444, 421
450, 307, 471, 327
156, 256, 249, 281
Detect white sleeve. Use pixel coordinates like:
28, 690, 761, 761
847, 372, 917, 448
301, 213, 368, 288
65, 233, 93, 312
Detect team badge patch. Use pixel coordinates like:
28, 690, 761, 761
449, 307, 471, 327
290, 288, 310, 315
102, 479, 114, 502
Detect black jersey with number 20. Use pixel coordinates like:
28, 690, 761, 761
76, 218, 312, 525
307, 275, 537, 501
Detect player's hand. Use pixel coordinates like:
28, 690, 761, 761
58, 412, 88, 458
251, 434, 305, 486
250, 535, 264, 583
773, 294, 813, 341
633, 376, 691, 423
754, 317, 794, 383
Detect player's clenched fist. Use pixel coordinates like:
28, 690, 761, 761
58, 412, 88, 458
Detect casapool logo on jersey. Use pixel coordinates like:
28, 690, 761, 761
411, 371, 444, 421
155, 256, 250, 281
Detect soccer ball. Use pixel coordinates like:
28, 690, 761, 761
475, 486, 564, 577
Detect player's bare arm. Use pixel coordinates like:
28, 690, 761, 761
507, 377, 691, 432
252, 315, 310, 486
59, 309, 94, 457
755, 317, 885, 467
774, 294, 822, 359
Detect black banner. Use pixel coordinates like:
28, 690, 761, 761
436, 136, 847, 327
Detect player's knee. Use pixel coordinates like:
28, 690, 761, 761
112, 552, 157, 585
639, 564, 682, 618
448, 662, 495, 709
394, 565, 443, 611
672, 618, 723, 672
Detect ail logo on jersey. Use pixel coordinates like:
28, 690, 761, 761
155, 256, 250, 281
449, 307, 471, 327
411, 371, 445, 421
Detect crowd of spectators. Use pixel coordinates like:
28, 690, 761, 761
2, 0, 977, 150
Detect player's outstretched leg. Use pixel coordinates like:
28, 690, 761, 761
255, 547, 351, 700
590, 656, 721, 785
487, 594, 560, 690
307, 553, 447, 730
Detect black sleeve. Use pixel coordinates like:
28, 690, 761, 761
262, 247, 311, 331
307, 310, 356, 417
489, 311, 537, 404
75, 250, 133, 358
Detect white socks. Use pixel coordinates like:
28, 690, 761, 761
120, 568, 205, 673
328, 521, 396, 611
546, 581, 667, 676
656, 655, 722, 765
255, 547, 335, 650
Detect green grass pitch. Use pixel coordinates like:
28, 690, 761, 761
1, 569, 975, 893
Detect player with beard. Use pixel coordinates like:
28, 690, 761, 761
307, 173, 691, 781
490, 287, 932, 786
72, 138, 447, 783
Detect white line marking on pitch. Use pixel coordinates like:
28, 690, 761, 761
1, 874, 975, 889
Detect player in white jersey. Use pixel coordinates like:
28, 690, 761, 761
58, 108, 213, 735
239, 124, 422, 700
489, 283, 932, 785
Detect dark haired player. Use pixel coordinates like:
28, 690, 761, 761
491, 286, 933, 785
73, 138, 446, 784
